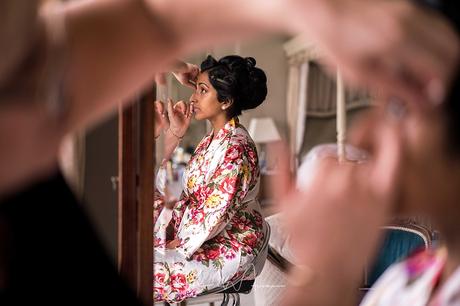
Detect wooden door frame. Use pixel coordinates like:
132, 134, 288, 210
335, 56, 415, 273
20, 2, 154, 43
118, 88, 155, 306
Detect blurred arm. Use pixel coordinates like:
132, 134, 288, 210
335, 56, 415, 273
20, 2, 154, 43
58, 0, 297, 133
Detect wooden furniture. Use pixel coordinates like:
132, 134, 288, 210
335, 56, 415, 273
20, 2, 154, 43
174, 222, 271, 306
254, 214, 433, 306
118, 89, 155, 306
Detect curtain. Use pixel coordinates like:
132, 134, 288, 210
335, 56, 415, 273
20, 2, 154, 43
286, 58, 301, 168
306, 63, 369, 117
296, 62, 309, 158
286, 52, 313, 168
285, 53, 370, 168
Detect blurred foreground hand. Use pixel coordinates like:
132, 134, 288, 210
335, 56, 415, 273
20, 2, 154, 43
289, 0, 459, 106
269, 110, 405, 306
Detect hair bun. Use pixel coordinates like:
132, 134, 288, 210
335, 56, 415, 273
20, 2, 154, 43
245, 57, 256, 69
201, 55, 218, 71
244, 67, 267, 110
200, 54, 267, 117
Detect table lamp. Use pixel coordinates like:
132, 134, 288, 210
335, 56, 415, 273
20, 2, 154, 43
248, 117, 281, 172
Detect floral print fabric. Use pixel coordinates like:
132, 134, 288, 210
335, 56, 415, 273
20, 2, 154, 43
361, 247, 460, 306
153, 118, 265, 303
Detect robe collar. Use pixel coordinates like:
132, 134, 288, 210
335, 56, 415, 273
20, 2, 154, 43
201, 117, 239, 151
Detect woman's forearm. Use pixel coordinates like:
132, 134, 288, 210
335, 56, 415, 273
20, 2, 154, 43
60, 0, 292, 134
145, 0, 296, 52
62, 0, 182, 133
161, 129, 181, 162
56, 0, 338, 135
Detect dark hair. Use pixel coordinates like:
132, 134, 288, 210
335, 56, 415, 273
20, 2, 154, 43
200, 55, 267, 117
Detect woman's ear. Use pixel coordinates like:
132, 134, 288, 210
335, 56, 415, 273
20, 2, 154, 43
221, 99, 234, 111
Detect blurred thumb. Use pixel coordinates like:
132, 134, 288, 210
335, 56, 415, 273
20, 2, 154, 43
167, 99, 174, 117
369, 121, 404, 206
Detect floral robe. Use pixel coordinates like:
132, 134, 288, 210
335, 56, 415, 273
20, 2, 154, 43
153, 118, 265, 303
361, 247, 460, 306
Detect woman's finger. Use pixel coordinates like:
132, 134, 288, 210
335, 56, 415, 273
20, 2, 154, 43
174, 100, 187, 115
351, 107, 405, 213
167, 98, 174, 119
171, 62, 200, 89
369, 116, 405, 206
188, 79, 197, 88
338, 57, 429, 108
182, 100, 189, 115
187, 103, 194, 119
394, 34, 449, 106
154, 100, 165, 115
184, 101, 190, 115
171, 59, 189, 72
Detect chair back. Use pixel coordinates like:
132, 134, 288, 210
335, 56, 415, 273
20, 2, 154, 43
196, 220, 271, 296
363, 222, 432, 288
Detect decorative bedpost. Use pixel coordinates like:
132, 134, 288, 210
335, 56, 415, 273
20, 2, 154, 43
336, 70, 347, 163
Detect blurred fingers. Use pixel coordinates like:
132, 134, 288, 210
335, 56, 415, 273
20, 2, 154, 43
188, 103, 194, 118
267, 142, 295, 207
155, 73, 167, 86
154, 100, 165, 116
173, 100, 187, 115
368, 113, 405, 205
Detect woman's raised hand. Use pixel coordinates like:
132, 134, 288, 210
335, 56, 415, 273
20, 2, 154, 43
172, 62, 199, 89
153, 61, 198, 88
167, 99, 194, 139
154, 100, 169, 139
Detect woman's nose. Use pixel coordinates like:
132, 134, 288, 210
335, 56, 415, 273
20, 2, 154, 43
189, 93, 197, 104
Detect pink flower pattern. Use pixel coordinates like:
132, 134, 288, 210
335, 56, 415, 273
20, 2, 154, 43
153, 118, 265, 303
361, 247, 460, 306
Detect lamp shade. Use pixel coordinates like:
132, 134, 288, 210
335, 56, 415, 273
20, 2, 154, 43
248, 117, 281, 143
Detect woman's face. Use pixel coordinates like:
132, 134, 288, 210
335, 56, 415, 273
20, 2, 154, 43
353, 104, 460, 226
189, 72, 228, 121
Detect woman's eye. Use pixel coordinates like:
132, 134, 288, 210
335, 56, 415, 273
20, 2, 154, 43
200, 88, 207, 94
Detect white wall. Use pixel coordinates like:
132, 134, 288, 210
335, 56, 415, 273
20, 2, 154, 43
172, 36, 289, 142
82, 35, 290, 262
83, 115, 118, 261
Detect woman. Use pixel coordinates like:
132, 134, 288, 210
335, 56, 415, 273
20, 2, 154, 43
153, 55, 268, 303
0, 1, 457, 305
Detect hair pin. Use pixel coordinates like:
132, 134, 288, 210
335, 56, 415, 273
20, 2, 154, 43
212, 77, 231, 86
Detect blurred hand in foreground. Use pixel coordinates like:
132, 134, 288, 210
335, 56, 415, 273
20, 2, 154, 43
289, 0, 459, 106
270, 108, 406, 306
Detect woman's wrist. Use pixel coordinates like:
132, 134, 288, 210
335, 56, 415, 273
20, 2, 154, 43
163, 128, 182, 161
166, 128, 183, 140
